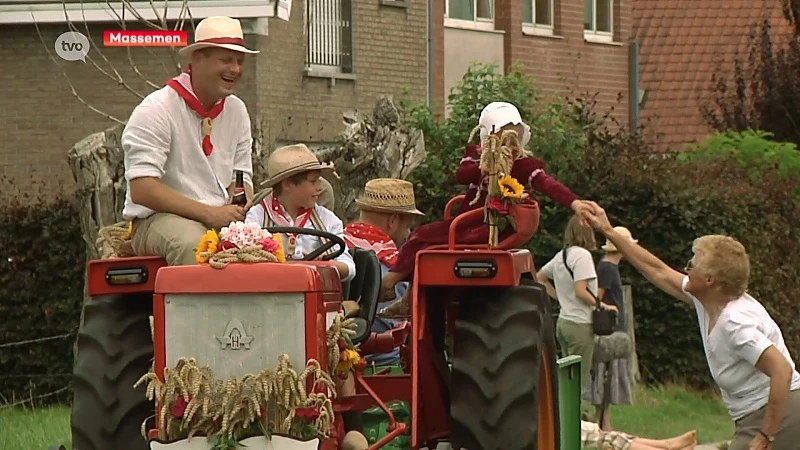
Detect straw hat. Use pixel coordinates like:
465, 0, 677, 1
179, 16, 259, 57
261, 143, 336, 188
602, 226, 638, 252
479, 102, 531, 147
356, 178, 424, 216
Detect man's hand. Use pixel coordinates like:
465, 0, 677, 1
204, 205, 246, 229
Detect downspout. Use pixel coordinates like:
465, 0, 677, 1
628, 41, 640, 132
426, 0, 433, 107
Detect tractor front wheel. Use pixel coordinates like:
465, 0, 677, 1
450, 284, 557, 450
70, 294, 154, 450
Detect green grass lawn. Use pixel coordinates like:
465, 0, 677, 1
0, 383, 733, 449
608, 383, 734, 444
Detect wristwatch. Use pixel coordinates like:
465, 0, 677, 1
759, 430, 775, 445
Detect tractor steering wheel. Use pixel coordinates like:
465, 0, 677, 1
263, 226, 347, 261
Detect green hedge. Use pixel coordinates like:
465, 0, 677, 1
402, 66, 800, 388
0, 180, 85, 404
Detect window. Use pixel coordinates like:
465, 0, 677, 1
446, 0, 493, 22
584, 0, 613, 36
305, 0, 353, 75
522, 0, 553, 31
0, 0, 276, 24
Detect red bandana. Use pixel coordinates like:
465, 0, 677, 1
165, 66, 225, 156
343, 223, 398, 268
262, 194, 314, 255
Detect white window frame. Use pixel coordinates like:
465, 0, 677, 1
0, 0, 278, 25
444, 0, 494, 32
584, 0, 613, 44
522, 0, 554, 37
304, 0, 353, 77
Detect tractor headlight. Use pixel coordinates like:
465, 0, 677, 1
105, 267, 149, 285
454, 259, 497, 278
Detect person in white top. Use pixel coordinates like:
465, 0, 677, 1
122, 16, 258, 266
583, 206, 800, 450
245, 143, 355, 284
537, 214, 615, 418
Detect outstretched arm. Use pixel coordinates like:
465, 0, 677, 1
587, 209, 690, 304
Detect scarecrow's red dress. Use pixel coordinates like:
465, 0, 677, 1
390, 144, 580, 276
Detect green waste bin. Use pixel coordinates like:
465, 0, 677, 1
362, 400, 411, 450
557, 355, 582, 450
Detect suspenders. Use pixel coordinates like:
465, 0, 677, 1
262, 208, 337, 259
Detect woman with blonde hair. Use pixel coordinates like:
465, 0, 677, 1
537, 214, 615, 415
584, 206, 800, 450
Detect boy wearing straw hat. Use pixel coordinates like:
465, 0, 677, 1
344, 178, 424, 366
245, 143, 356, 283
122, 16, 259, 266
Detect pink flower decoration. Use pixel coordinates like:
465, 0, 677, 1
487, 196, 510, 215
259, 237, 279, 253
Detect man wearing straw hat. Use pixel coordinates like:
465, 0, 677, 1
122, 16, 260, 266
344, 178, 424, 366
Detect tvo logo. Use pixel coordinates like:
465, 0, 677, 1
55, 31, 90, 62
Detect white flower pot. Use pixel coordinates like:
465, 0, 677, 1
148, 435, 321, 450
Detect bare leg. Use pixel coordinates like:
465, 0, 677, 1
597, 405, 613, 431
633, 430, 697, 450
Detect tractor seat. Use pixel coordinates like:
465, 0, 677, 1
340, 247, 382, 345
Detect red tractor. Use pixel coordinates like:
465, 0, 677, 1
69, 195, 560, 450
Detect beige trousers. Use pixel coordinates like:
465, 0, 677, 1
130, 213, 208, 266
729, 388, 800, 450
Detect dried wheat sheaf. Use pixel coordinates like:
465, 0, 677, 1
134, 354, 337, 442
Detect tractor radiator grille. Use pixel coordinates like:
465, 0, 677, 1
163, 293, 307, 380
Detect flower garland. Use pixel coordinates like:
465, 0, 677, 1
195, 221, 287, 268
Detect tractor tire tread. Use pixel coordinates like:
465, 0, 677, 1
450, 286, 549, 450
71, 294, 154, 450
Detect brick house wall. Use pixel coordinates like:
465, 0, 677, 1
0, 0, 428, 202
435, 0, 632, 126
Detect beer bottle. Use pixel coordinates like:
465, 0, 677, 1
232, 170, 247, 207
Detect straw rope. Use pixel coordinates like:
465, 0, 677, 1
199, 245, 278, 269
97, 221, 135, 258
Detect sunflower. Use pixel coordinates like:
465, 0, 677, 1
498, 174, 524, 199
272, 233, 287, 263
195, 230, 220, 264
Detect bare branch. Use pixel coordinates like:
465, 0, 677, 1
64, 0, 146, 99
32, 15, 124, 124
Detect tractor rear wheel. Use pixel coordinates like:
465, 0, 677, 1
450, 283, 557, 450
71, 294, 154, 450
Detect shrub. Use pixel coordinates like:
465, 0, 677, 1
678, 129, 800, 182
0, 178, 85, 405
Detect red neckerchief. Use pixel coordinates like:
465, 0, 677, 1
343, 222, 398, 267
263, 194, 313, 254
165, 66, 225, 156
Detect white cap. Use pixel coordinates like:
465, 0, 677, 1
478, 102, 531, 147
